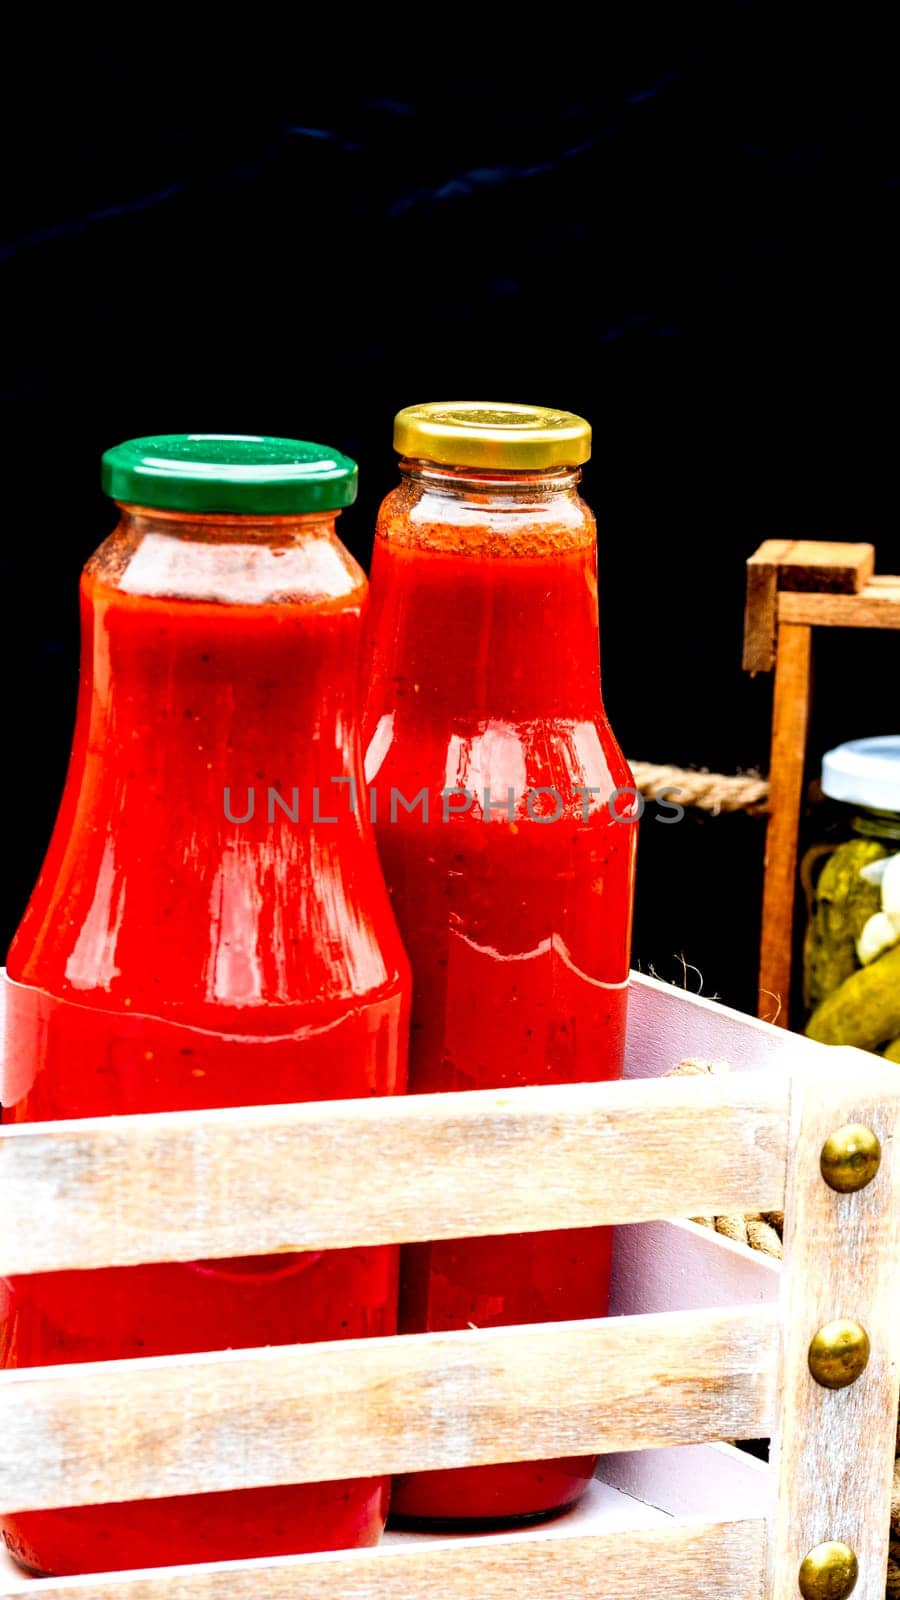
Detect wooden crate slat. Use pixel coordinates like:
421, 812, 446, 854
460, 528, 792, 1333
0, 1515, 766, 1600
623, 970, 825, 1076
0, 1073, 789, 1275
0, 1305, 779, 1514
600, 1441, 771, 1521
610, 1218, 780, 1319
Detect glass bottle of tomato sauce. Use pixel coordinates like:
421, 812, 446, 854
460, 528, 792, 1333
363, 403, 637, 1528
1, 436, 410, 1576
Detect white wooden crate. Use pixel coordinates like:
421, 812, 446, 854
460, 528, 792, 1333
0, 973, 895, 1599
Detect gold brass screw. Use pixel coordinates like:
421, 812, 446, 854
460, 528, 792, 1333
808, 1320, 871, 1390
820, 1125, 881, 1193
798, 1542, 859, 1600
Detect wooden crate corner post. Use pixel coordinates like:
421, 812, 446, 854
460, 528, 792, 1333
768, 1051, 900, 1600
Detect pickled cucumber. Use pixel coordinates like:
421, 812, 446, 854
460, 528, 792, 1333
883, 1036, 900, 1064
803, 839, 887, 1010
806, 944, 900, 1049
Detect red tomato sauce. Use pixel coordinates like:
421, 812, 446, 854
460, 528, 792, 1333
364, 486, 636, 1525
2, 529, 409, 1575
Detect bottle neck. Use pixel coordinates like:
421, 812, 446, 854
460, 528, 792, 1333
91, 504, 363, 605
398, 458, 583, 497
851, 806, 900, 846
366, 461, 603, 722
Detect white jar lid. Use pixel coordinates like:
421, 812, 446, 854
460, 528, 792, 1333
821, 736, 900, 813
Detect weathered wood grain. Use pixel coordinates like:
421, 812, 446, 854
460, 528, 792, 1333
743, 538, 795, 672
0, 1073, 789, 1275
0, 1516, 766, 1600
758, 619, 812, 1025
742, 540, 875, 672
768, 1053, 900, 1600
774, 542, 875, 594
779, 575, 900, 629
0, 1304, 779, 1514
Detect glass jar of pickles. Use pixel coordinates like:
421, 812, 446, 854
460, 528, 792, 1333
804, 736, 900, 1055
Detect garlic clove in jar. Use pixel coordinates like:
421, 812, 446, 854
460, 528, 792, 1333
857, 910, 900, 966
880, 852, 900, 917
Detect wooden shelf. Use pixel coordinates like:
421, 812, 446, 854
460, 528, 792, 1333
743, 540, 900, 1023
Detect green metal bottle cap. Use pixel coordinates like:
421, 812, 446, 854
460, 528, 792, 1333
101, 434, 358, 516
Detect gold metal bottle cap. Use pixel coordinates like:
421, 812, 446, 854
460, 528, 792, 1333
393, 402, 592, 470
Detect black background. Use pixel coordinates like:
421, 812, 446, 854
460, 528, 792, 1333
3, 11, 899, 1016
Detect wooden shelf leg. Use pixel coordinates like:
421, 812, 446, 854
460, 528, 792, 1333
758, 621, 813, 1026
